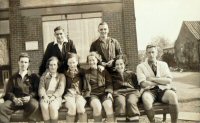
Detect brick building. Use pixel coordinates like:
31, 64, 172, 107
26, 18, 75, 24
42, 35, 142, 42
0, 0, 138, 88
175, 21, 200, 71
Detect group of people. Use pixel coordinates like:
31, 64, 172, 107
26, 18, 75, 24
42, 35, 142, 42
0, 22, 178, 123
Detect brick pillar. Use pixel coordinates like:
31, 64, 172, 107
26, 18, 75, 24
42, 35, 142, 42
122, 0, 138, 71
9, 0, 23, 73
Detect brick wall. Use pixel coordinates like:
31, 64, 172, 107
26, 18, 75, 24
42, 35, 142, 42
21, 16, 43, 73
8, 0, 138, 73
9, 0, 43, 74
103, 11, 124, 51
122, 0, 138, 71
9, 0, 23, 73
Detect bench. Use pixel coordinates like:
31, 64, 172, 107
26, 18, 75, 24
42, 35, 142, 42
10, 102, 169, 122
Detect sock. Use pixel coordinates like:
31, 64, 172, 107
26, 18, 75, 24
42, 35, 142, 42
169, 104, 179, 123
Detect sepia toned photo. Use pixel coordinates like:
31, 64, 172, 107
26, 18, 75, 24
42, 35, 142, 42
0, 0, 199, 123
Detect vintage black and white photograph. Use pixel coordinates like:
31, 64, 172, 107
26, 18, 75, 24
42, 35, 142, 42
0, 0, 199, 123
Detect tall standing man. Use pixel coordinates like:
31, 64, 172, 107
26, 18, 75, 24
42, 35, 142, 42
136, 45, 179, 123
0, 53, 40, 123
90, 22, 122, 72
39, 26, 77, 76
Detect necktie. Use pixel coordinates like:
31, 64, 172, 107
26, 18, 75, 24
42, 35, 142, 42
152, 63, 157, 76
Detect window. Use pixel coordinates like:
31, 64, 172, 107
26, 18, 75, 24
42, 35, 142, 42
42, 12, 102, 63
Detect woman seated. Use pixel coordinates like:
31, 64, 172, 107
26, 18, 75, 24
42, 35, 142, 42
84, 52, 115, 122
63, 53, 87, 123
38, 56, 66, 123
112, 55, 140, 123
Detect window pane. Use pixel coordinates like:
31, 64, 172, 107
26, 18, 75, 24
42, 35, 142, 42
67, 14, 82, 20
42, 15, 65, 21
0, 38, 9, 65
82, 12, 102, 18
0, 20, 9, 34
68, 18, 101, 63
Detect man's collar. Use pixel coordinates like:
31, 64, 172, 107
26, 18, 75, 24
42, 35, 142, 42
18, 69, 32, 76
53, 37, 68, 45
99, 37, 110, 42
145, 58, 157, 66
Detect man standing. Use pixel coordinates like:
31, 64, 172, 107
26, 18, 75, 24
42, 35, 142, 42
136, 45, 179, 123
0, 53, 40, 123
39, 26, 77, 76
90, 22, 122, 72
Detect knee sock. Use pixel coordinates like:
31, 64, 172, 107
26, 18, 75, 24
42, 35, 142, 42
106, 114, 115, 122
44, 120, 50, 123
66, 114, 75, 122
93, 114, 102, 122
145, 109, 155, 123
51, 119, 58, 123
78, 112, 87, 122
169, 104, 179, 123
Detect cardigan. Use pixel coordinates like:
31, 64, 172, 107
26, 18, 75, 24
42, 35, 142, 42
111, 70, 140, 95
136, 60, 172, 90
84, 68, 113, 96
38, 72, 66, 98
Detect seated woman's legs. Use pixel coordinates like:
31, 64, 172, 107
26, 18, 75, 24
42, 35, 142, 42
90, 98, 102, 122
49, 97, 62, 123
102, 99, 115, 122
65, 96, 76, 122
126, 93, 140, 122
114, 94, 126, 122
76, 95, 87, 122
40, 100, 50, 122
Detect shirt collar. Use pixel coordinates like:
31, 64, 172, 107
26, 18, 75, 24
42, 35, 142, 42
99, 37, 111, 43
18, 69, 32, 77
53, 37, 68, 45
147, 59, 157, 66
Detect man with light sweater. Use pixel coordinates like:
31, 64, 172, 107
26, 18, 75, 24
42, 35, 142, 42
136, 45, 178, 123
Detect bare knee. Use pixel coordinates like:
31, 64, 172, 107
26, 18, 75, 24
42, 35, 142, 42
102, 99, 113, 115
163, 90, 178, 105
49, 103, 59, 113
90, 99, 102, 116
76, 101, 86, 114
40, 101, 49, 111
65, 102, 76, 115
142, 92, 154, 110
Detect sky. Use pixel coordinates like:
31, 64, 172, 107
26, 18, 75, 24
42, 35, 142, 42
134, 0, 200, 50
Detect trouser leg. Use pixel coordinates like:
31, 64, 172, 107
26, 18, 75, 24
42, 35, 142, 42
0, 100, 16, 123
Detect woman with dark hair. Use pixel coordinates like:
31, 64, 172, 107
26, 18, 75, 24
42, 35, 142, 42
84, 52, 115, 122
112, 55, 140, 123
39, 56, 66, 123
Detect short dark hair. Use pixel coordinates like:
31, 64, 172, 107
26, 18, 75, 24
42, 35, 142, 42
146, 44, 157, 50
54, 26, 64, 32
18, 52, 30, 62
98, 22, 108, 28
113, 54, 128, 67
67, 53, 79, 62
45, 56, 60, 69
86, 52, 102, 63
